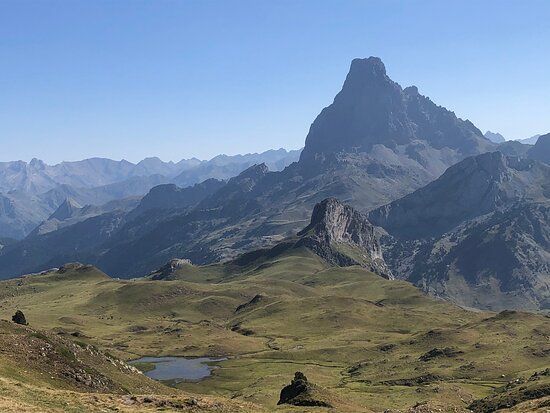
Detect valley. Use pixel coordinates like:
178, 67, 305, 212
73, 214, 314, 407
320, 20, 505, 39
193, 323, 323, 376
0, 56, 548, 412
0, 244, 548, 411
2, 2, 550, 411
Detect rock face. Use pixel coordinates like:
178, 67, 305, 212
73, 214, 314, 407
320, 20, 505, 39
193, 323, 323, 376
301, 57, 493, 163
297, 198, 392, 277
277, 372, 332, 407
49, 198, 82, 221
370, 152, 550, 310
419, 347, 463, 362
235, 294, 264, 313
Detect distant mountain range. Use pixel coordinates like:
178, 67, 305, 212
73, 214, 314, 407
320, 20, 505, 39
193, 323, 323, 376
0, 57, 548, 311
0, 57, 496, 274
518, 134, 542, 145
484, 130, 541, 145
0, 149, 300, 238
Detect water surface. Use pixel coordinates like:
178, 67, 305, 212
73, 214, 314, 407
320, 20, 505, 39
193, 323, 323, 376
131, 356, 226, 383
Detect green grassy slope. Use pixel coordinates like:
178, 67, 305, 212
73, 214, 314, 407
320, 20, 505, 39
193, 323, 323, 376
0, 254, 548, 412
0, 318, 262, 412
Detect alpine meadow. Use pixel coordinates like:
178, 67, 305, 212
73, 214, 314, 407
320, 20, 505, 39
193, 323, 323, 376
0, 2, 548, 412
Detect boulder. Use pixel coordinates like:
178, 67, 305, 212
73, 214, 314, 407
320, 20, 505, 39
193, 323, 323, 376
12, 310, 27, 325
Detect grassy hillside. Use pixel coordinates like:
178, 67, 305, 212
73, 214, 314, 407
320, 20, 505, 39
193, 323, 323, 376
0, 255, 548, 412
0, 318, 262, 412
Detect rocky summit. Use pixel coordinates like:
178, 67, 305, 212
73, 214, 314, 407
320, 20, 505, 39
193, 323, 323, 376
297, 198, 392, 277
300, 57, 493, 163
230, 197, 393, 278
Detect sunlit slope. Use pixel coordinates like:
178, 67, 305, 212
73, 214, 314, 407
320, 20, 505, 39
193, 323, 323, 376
0, 318, 262, 412
0, 254, 548, 412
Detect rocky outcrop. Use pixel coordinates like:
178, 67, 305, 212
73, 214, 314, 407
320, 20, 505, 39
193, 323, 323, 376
235, 294, 264, 313
277, 372, 332, 407
58, 263, 94, 274
297, 198, 392, 277
228, 198, 393, 278
149, 258, 193, 280
419, 347, 463, 362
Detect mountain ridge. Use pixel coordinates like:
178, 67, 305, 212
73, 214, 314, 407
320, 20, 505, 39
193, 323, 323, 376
0, 57, 516, 293
370, 151, 550, 310
0, 148, 300, 239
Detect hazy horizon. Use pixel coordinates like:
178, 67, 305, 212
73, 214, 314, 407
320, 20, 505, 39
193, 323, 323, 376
1, 146, 303, 166
1, 0, 549, 164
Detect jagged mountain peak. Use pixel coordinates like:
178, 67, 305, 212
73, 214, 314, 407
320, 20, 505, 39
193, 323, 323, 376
237, 162, 269, 178
300, 57, 492, 163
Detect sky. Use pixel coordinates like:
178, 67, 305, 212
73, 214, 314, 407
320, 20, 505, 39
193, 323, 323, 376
0, 0, 549, 164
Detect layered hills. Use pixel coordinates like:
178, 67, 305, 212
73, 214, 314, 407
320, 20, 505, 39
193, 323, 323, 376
0, 229, 548, 411
0, 149, 299, 239
0, 57, 499, 281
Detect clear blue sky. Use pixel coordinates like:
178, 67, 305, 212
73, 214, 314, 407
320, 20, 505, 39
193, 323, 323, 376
1, 0, 549, 164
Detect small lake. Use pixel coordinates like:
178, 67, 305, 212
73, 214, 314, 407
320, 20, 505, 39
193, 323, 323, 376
130, 356, 227, 383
